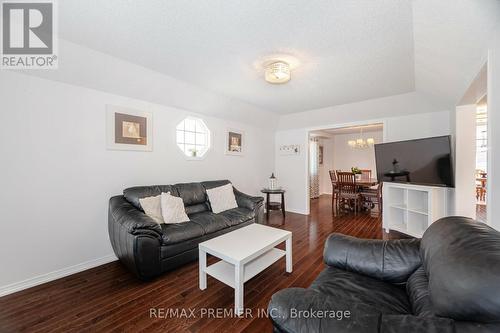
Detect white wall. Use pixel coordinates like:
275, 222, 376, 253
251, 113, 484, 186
454, 105, 477, 218
277, 92, 450, 131
275, 129, 309, 214
384, 111, 451, 142
0, 70, 276, 295
487, 27, 500, 229
332, 131, 384, 175
275, 93, 452, 214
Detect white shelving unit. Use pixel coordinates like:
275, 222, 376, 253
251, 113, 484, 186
383, 183, 451, 238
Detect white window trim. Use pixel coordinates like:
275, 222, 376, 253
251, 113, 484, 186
175, 116, 211, 161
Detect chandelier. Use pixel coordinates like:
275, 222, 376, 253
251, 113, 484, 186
348, 128, 375, 149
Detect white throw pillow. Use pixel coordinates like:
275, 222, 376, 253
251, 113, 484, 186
206, 183, 238, 214
139, 194, 164, 224
161, 192, 190, 224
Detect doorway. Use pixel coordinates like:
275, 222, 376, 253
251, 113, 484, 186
475, 99, 487, 222
308, 123, 384, 215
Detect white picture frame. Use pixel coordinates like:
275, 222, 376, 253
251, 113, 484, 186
106, 105, 153, 151
225, 128, 244, 156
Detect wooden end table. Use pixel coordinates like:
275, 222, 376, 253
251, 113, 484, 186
261, 188, 286, 219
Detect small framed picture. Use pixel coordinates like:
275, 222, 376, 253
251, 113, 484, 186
106, 105, 153, 151
319, 145, 324, 165
225, 129, 244, 155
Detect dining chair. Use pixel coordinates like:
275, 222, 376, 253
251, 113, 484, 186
336, 171, 362, 215
329, 170, 340, 213
360, 169, 372, 180
361, 182, 383, 217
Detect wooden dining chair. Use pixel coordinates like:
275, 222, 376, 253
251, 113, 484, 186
360, 169, 372, 180
361, 182, 383, 217
336, 171, 362, 215
329, 170, 340, 213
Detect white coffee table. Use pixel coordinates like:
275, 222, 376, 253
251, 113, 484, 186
199, 223, 292, 315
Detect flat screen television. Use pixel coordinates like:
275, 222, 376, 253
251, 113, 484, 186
374, 135, 454, 187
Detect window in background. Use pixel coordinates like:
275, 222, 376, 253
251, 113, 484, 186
176, 117, 210, 159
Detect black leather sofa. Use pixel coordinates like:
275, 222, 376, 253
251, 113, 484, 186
269, 217, 500, 333
108, 180, 264, 280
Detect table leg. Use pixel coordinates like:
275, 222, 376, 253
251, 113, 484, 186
285, 236, 292, 273
234, 263, 244, 316
199, 248, 207, 290
266, 192, 270, 220
281, 192, 286, 218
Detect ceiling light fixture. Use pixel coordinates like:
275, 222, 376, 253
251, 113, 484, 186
265, 61, 291, 84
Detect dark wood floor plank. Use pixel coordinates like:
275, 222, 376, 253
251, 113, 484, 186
0, 195, 404, 333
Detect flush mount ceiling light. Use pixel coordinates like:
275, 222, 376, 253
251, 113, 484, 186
255, 54, 300, 85
264, 61, 291, 84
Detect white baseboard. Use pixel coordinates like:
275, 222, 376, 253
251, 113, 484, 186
0, 254, 117, 297
285, 208, 309, 215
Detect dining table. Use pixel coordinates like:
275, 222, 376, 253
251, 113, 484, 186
353, 178, 379, 188
333, 178, 379, 189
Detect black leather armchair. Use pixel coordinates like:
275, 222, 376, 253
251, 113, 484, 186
108, 180, 264, 280
269, 217, 500, 333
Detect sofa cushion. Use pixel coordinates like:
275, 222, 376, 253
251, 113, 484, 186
160, 219, 254, 259
189, 211, 230, 234
421, 217, 500, 322
160, 192, 189, 224
174, 182, 207, 206
184, 203, 210, 215
160, 221, 204, 245
124, 185, 177, 210
406, 266, 436, 317
218, 207, 254, 226
206, 183, 238, 213
138, 194, 163, 224
310, 266, 412, 315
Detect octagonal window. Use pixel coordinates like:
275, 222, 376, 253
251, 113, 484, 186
176, 117, 210, 158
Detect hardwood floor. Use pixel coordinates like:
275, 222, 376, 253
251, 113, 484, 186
0, 195, 405, 333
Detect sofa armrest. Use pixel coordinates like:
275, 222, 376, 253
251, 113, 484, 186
233, 188, 265, 224
108, 195, 162, 279
108, 195, 162, 236
233, 188, 263, 210
323, 233, 421, 283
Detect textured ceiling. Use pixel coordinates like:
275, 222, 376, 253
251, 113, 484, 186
58, 0, 500, 114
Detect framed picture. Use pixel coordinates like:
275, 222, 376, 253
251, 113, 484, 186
279, 144, 300, 155
225, 129, 244, 155
106, 105, 153, 151
319, 145, 324, 165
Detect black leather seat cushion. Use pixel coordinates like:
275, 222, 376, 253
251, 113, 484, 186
188, 211, 230, 234
218, 207, 254, 226
159, 209, 255, 245
310, 266, 412, 315
160, 222, 204, 245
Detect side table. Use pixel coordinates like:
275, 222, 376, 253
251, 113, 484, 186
260, 188, 286, 219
